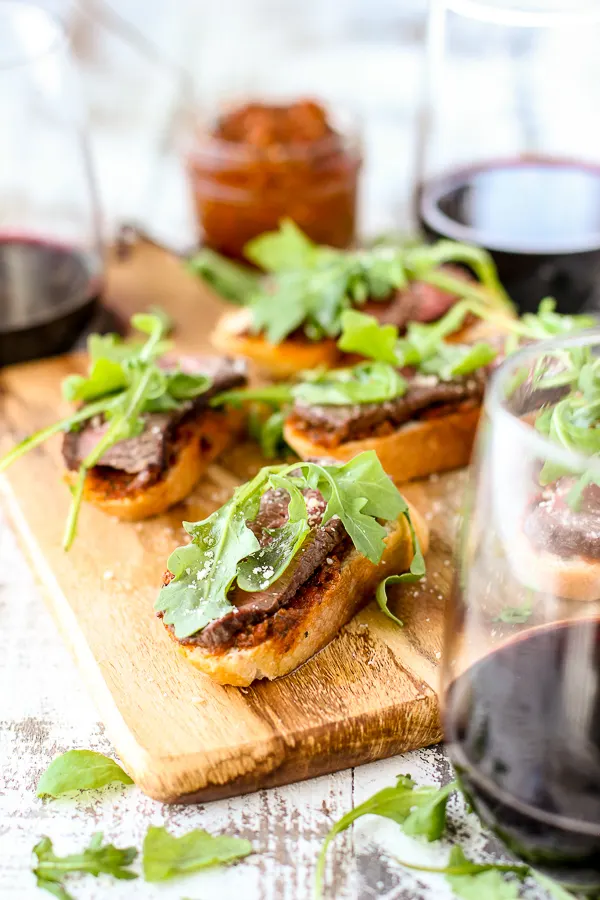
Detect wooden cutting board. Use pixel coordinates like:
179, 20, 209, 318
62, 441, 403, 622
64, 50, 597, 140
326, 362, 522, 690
0, 242, 466, 803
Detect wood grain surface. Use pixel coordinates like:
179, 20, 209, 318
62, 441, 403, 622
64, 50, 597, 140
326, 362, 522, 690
0, 243, 465, 803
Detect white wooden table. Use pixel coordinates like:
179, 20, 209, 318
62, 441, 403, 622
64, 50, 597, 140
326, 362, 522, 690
0, 512, 552, 900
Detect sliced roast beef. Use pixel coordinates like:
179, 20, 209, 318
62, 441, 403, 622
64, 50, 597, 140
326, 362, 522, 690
62, 355, 247, 473
524, 478, 600, 560
291, 371, 485, 446
181, 486, 347, 648
362, 265, 470, 331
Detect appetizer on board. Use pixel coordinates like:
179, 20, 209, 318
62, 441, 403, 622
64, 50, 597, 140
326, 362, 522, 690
514, 341, 600, 602
188, 219, 513, 378
214, 299, 595, 484
156, 452, 428, 686
0, 313, 247, 548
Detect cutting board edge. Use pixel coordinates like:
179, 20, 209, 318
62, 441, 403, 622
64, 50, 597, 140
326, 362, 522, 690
2, 474, 443, 804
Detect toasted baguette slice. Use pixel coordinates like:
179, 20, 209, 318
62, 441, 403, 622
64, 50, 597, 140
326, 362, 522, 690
65, 409, 244, 521
509, 538, 600, 603
172, 502, 428, 686
284, 405, 481, 484
211, 308, 340, 378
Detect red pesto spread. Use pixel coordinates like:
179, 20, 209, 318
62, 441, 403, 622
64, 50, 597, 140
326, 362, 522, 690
187, 99, 361, 259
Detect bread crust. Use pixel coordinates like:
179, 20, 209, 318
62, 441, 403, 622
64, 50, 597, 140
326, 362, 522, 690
283, 405, 481, 484
172, 502, 428, 686
211, 309, 339, 378
510, 538, 600, 603
64, 409, 244, 521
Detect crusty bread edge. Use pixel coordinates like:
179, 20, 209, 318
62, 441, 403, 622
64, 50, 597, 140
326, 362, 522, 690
284, 406, 481, 484
211, 308, 339, 378
64, 408, 244, 521
176, 501, 429, 686
509, 537, 600, 603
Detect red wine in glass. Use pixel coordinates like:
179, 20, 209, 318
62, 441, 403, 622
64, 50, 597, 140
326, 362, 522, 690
0, 235, 110, 366
418, 158, 600, 314
446, 616, 600, 892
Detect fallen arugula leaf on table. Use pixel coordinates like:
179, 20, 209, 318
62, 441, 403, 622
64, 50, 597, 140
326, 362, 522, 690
142, 825, 252, 882
33, 833, 137, 899
448, 870, 522, 899
36, 750, 133, 798
314, 775, 457, 898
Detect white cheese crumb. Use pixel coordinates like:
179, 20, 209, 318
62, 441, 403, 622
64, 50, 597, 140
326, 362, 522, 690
326, 557, 334, 565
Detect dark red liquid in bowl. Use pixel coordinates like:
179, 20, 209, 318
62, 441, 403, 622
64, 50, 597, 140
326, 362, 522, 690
419, 158, 600, 314
0, 236, 104, 366
446, 618, 600, 891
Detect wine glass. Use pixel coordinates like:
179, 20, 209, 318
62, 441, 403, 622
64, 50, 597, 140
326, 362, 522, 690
415, 0, 600, 315
0, 0, 104, 366
443, 331, 600, 891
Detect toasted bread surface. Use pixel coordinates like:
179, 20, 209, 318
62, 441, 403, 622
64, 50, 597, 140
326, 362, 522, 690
64, 409, 244, 521
211, 309, 341, 378
284, 405, 481, 484
173, 502, 428, 686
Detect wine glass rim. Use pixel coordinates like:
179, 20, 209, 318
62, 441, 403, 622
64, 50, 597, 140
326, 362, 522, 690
0, 0, 66, 71
485, 327, 600, 476
442, 0, 600, 28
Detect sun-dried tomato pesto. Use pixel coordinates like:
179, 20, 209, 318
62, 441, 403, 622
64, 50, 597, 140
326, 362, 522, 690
187, 100, 362, 259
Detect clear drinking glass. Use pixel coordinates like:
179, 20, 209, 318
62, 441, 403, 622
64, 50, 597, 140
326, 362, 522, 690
415, 0, 600, 315
443, 330, 600, 891
0, 1, 104, 366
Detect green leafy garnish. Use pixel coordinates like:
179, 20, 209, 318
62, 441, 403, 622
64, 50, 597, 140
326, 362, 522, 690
186, 247, 260, 305
533, 347, 600, 504
33, 833, 137, 899
248, 239, 510, 344
156, 452, 413, 639
36, 750, 133, 797
376, 515, 426, 626
244, 217, 333, 272
0, 313, 212, 550
494, 602, 532, 624
315, 776, 457, 898
142, 825, 252, 882
188, 223, 510, 345
339, 307, 497, 381
294, 362, 407, 406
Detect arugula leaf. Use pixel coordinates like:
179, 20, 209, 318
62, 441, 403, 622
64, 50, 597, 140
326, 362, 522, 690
338, 308, 399, 363
520, 297, 595, 341
494, 602, 532, 624
376, 514, 426, 626
247, 237, 508, 344
448, 870, 521, 899
211, 384, 293, 409
294, 362, 407, 406
337, 307, 497, 382
36, 750, 133, 797
157, 469, 267, 639
256, 409, 287, 458
397, 845, 529, 899
244, 218, 332, 272
290, 455, 405, 563
186, 247, 260, 304
315, 776, 457, 898
156, 453, 409, 638
236, 475, 309, 592
33, 833, 137, 899
142, 825, 252, 882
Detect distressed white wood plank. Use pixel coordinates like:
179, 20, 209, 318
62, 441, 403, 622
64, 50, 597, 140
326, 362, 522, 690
0, 515, 550, 899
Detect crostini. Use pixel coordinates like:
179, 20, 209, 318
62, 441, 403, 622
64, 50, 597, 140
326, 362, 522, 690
188, 219, 513, 377
0, 313, 247, 548
156, 451, 428, 685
